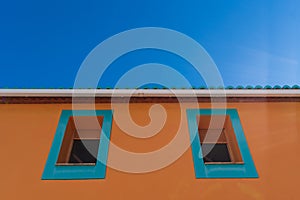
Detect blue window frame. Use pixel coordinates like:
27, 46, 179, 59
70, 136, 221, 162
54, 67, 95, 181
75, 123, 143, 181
186, 109, 258, 178
42, 110, 113, 180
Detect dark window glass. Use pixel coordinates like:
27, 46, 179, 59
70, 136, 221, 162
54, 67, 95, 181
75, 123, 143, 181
201, 144, 231, 163
69, 139, 99, 163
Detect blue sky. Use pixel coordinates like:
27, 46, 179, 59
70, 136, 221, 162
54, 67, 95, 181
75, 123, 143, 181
0, 0, 299, 88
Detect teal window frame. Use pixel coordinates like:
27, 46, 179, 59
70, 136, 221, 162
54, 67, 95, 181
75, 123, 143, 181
42, 110, 113, 180
186, 109, 258, 178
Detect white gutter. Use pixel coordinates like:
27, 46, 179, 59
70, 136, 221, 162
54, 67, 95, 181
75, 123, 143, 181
0, 89, 300, 97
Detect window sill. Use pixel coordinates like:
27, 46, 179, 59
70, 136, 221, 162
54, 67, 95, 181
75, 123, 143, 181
56, 163, 96, 166
204, 161, 244, 165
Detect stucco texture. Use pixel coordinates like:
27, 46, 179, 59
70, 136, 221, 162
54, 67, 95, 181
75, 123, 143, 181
0, 102, 299, 199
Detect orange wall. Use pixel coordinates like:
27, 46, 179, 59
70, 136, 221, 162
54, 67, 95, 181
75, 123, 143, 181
0, 102, 299, 199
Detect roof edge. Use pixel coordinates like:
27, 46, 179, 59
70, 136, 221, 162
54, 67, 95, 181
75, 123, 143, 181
1, 89, 300, 98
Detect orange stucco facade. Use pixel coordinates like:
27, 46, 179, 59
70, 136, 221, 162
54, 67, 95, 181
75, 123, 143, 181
0, 102, 299, 199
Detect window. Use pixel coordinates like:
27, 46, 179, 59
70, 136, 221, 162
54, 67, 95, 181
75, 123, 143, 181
198, 115, 243, 164
187, 109, 258, 178
42, 110, 113, 180
56, 116, 103, 165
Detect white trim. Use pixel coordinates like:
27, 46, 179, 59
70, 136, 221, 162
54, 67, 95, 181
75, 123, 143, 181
0, 89, 300, 97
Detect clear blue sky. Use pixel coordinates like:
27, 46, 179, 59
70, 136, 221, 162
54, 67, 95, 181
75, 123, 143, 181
0, 0, 299, 88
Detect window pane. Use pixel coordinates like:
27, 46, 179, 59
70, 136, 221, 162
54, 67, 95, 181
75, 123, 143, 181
201, 144, 231, 163
69, 139, 100, 163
